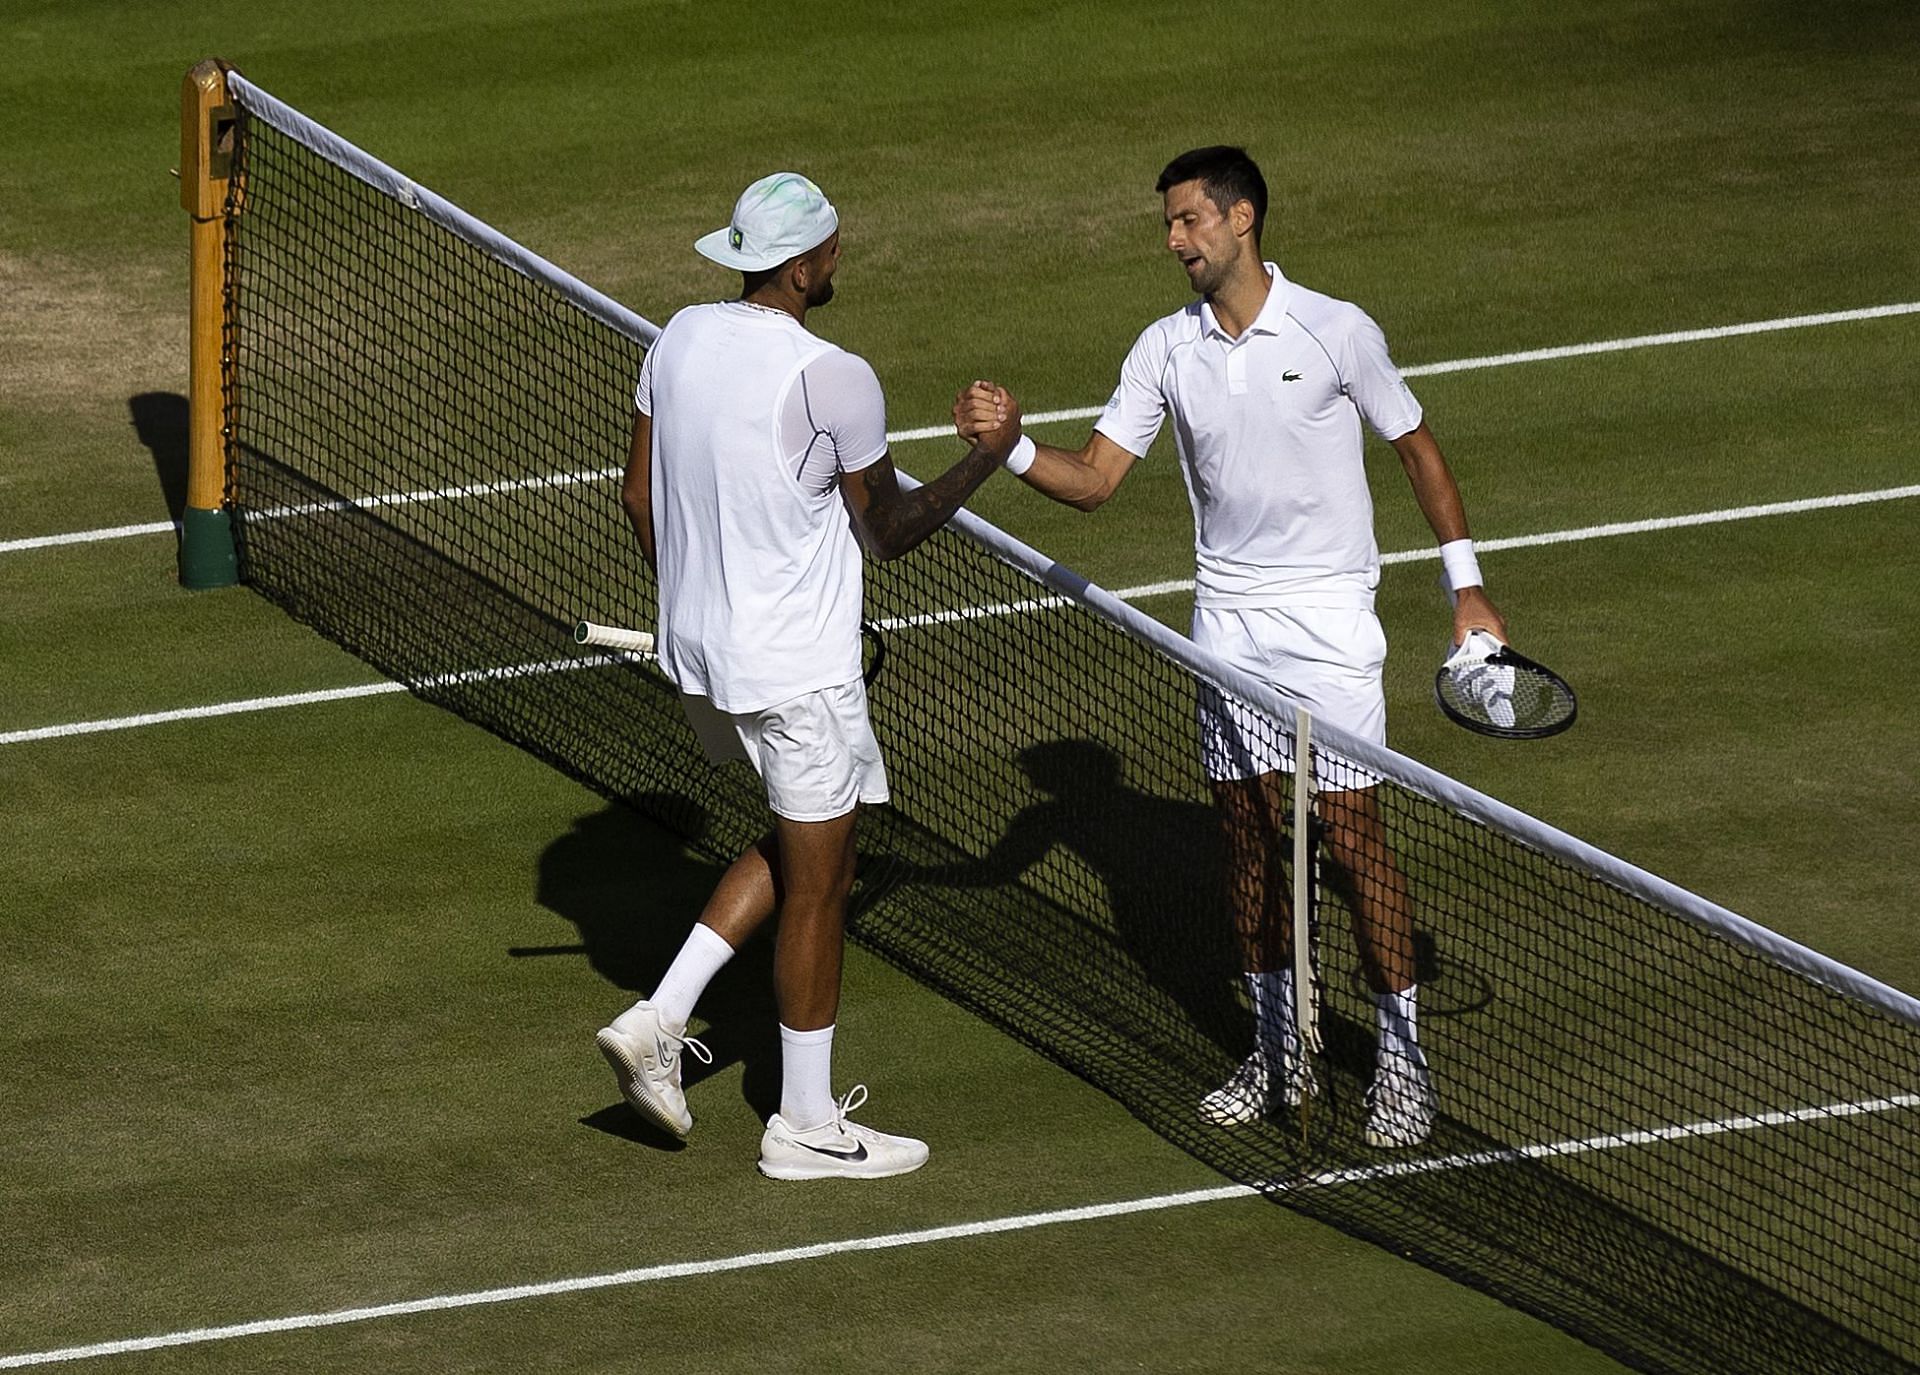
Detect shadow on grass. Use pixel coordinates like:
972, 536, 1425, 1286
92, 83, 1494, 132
129, 391, 188, 526
229, 440, 1917, 1372
576, 1103, 689, 1153
533, 799, 782, 1131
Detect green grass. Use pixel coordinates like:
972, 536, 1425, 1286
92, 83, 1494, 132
2, 0, 1917, 1370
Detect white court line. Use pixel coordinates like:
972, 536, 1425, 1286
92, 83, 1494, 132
2, 519, 179, 553
4, 1090, 1911, 1369
0, 683, 409, 743
887, 482, 1920, 612
0, 652, 652, 745
3, 300, 1916, 557
3, 481, 1917, 748
881, 300, 1920, 442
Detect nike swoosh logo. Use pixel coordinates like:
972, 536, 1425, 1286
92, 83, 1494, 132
797, 1139, 869, 1162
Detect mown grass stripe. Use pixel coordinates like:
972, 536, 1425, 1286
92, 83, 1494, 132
5, 1090, 1909, 1369
3, 483, 1916, 747
4, 301, 1915, 556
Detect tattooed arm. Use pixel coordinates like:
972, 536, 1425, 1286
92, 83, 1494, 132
838, 393, 1022, 562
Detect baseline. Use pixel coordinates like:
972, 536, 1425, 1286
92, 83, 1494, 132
3, 1091, 1910, 1369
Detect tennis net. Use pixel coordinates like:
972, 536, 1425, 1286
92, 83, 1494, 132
217, 70, 1920, 1373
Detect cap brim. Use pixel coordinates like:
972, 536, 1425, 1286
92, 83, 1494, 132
694, 226, 783, 272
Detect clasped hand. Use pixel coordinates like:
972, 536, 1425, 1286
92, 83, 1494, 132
953, 379, 1018, 449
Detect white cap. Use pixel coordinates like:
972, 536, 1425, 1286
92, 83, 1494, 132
694, 172, 839, 272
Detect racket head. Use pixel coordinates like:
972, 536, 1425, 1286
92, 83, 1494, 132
1434, 634, 1577, 740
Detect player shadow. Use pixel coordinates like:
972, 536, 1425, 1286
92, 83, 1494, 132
890, 739, 1243, 1046
527, 797, 783, 1140
879, 739, 1486, 1102
129, 391, 189, 526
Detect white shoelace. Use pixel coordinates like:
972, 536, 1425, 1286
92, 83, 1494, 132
831, 1083, 870, 1124
664, 1028, 713, 1069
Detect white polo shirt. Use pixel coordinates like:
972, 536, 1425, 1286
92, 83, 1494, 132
636, 301, 887, 713
1094, 264, 1422, 610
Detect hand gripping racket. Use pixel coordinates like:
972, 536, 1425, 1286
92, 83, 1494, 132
1435, 629, 1576, 739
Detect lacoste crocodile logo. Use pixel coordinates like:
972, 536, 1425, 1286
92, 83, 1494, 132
1281, 370, 1303, 382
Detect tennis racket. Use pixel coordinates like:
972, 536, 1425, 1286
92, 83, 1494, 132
1434, 629, 1576, 739
574, 619, 890, 688
859, 623, 888, 688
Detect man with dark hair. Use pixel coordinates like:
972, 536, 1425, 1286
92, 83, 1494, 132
955, 146, 1506, 1148
1155, 144, 1267, 243
603, 171, 1023, 1179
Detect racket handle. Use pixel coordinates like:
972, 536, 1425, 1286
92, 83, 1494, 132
575, 621, 655, 653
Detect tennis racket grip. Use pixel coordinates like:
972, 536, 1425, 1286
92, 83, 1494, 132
574, 620, 656, 653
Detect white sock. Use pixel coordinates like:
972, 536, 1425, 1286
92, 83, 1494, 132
1375, 984, 1425, 1070
1247, 969, 1298, 1066
779, 1023, 837, 1130
615, 923, 733, 1035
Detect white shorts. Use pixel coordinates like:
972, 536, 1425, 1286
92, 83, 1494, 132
1193, 605, 1387, 791
682, 679, 890, 823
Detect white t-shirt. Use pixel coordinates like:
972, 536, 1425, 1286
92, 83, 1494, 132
1094, 264, 1422, 610
635, 301, 887, 711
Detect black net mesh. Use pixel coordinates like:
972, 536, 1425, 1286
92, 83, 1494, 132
222, 86, 1920, 1374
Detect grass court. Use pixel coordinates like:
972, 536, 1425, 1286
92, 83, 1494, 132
3, 1, 1917, 1369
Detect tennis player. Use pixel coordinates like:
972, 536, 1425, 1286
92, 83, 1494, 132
600, 171, 1023, 1179
955, 147, 1506, 1148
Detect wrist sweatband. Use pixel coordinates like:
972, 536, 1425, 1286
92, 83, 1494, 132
1439, 538, 1483, 592
1003, 435, 1037, 476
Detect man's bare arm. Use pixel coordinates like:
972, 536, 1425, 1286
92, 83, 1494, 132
953, 383, 1138, 511
1390, 421, 1507, 644
619, 411, 656, 571
839, 401, 1023, 562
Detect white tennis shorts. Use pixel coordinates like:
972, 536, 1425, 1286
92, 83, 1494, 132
681, 679, 890, 823
1193, 605, 1387, 790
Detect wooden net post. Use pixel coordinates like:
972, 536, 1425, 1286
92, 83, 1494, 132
179, 58, 238, 589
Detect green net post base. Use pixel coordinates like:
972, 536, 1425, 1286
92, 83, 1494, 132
179, 505, 238, 589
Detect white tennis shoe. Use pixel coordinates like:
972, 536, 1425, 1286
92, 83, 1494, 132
1198, 1051, 1318, 1126
1364, 1050, 1436, 1149
758, 1085, 929, 1180
595, 1002, 711, 1140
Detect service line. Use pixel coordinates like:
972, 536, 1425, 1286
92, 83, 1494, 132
3, 481, 1917, 747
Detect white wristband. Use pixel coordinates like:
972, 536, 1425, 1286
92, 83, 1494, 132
1002, 435, 1037, 476
1439, 538, 1482, 593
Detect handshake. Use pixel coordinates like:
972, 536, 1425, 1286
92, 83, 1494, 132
953, 379, 1025, 461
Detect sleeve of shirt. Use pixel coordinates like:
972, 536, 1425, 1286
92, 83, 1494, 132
633, 342, 655, 417
1092, 323, 1170, 460
1341, 309, 1423, 442
801, 348, 889, 474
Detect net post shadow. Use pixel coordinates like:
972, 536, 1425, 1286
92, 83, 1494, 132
129, 391, 190, 529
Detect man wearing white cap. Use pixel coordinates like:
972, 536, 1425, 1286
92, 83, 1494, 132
598, 172, 1023, 1180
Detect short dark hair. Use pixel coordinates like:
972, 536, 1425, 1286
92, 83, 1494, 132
1156, 146, 1266, 245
